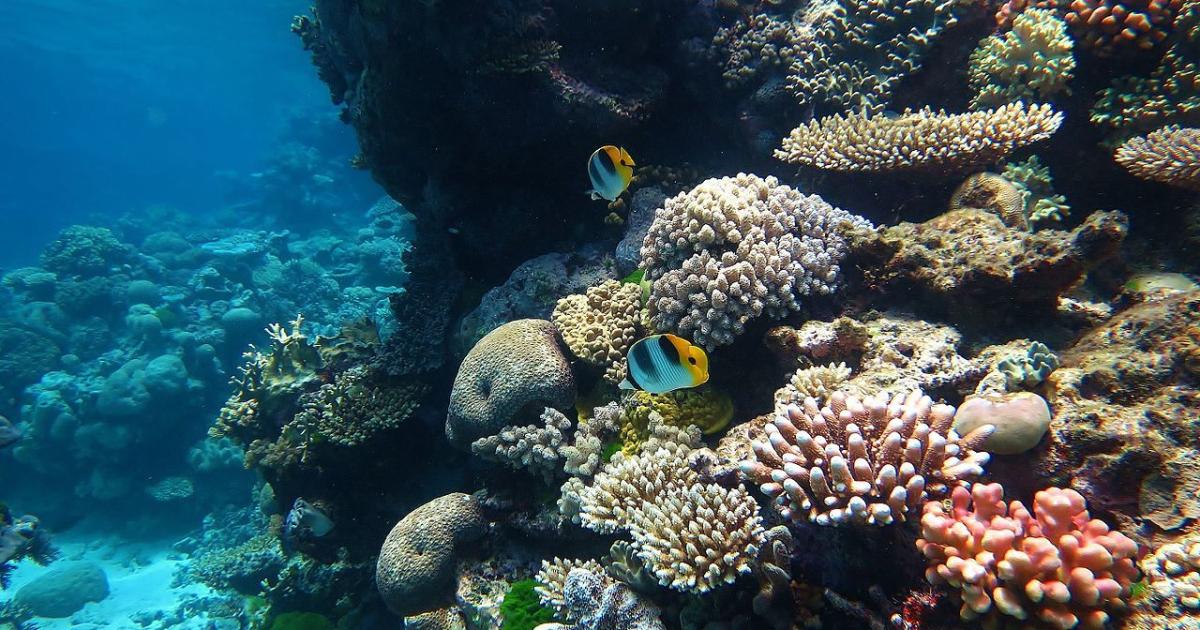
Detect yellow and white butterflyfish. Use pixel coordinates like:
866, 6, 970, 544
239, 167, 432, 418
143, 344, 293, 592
619, 334, 709, 394
586, 145, 635, 202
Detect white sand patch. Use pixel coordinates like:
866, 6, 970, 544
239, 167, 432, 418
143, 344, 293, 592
3, 533, 223, 630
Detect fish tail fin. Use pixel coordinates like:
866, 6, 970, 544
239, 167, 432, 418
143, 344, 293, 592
586, 189, 602, 200
618, 378, 636, 391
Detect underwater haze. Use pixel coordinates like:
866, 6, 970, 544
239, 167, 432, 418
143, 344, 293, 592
1, 0, 1199, 629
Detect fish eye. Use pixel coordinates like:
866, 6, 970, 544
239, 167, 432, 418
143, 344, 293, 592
688, 357, 697, 365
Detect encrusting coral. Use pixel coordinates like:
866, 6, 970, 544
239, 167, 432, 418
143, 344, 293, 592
776, 103, 1064, 173
1114, 125, 1200, 190
376, 493, 487, 617
447, 319, 576, 446
968, 9, 1076, 110
552, 280, 643, 384
741, 389, 993, 526
917, 483, 1139, 628
640, 173, 870, 350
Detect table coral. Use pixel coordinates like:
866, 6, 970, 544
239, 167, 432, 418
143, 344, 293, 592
639, 173, 870, 350
551, 280, 643, 384
917, 483, 1139, 628
741, 389, 992, 526
776, 103, 1063, 173
377, 493, 487, 617
1114, 125, 1200, 190
850, 209, 1127, 319
969, 9, 1076, 110
447, 319, 576, 446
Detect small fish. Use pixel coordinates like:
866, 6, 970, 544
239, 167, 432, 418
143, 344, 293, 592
283, 498, 334, 551
586, 145, 635, 202
620, 334, 709, 394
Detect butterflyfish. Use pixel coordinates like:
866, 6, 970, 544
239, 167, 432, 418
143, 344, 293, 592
587, 145, 635, 202
620, 334, 709, 394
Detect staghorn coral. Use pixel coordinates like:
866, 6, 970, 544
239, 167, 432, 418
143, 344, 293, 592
969, 9, 1076, 110
783, 0, 963, 115
377, 493, 487, 617
1002, 155, 1072, 227
447, 319, 576, 446
640, 173, 870, 349
949, 172, 1030, 230
1114, 125, 1200, 190
1091, 49, 1200, 136
552, 280, 643, 383
620, 387, 734, 453
471, 407, 571, 482
773, 362, 852, 412
1138, 532, 1200, 617
1066, 0, 1186, 55
626, 483, 764, 593
917, 483, 1139, 628
740, 389, 993, 526
776, 102, 1063, 173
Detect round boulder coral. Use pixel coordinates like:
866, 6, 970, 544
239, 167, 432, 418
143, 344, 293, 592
954, 392, 1052, 455
446, 319, 576, 446
377, 493, 487, 617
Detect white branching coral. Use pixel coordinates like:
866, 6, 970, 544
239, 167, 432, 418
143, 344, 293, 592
776, 103, 1063, 173
968, 9, 1075, 110
470, 407, 571, 482
1141, 534, 1200, 615
740, 390, 993, 526
561, 403, 622, 478
774, 362, 852, 412
628, 483, 764, 592
535, 557, 605, 616
640, 173, 870, 350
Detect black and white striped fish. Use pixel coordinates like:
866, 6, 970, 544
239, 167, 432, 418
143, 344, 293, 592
620, 334, 709, 394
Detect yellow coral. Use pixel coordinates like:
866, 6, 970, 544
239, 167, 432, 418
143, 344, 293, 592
619, 386, 734, 452
552, 280, 643, 383
775, 102, 1063, 173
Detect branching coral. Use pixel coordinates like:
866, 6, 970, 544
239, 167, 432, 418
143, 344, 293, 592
1091, 49, 1200, 135
639, 174, 870, 349
741, 390, 993, 526
784, 0, 963, 114
969, 9, 1076, 110
535, 558, 605, 616
1066, 0, 1186, 55
1140, 532, 1200, 615
776, 103, 1064, 173
1002, 155, 1071, 226
917, 483, 1139, 628
536, 564, 664, 630
1114, 125, 1200, 190
552, 280, 643, 383
712, 11, 812, 86
627, 482, 764, 592
289, 366, 427, 449
561, 403, 622, 478
773, 362, 852, 412
471, 407, 572, 482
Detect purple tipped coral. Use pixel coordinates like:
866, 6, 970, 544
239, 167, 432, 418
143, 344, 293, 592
740, 390, 993, 526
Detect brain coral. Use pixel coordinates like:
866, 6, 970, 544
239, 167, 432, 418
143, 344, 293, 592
917, 483, 1139, 628
639, 174, 870, 350
446, 319, 576, 446
551, 280, 643, 383
1114, 125, 1200, 190
776, 103, 1063, 173
377, 493, 487, 617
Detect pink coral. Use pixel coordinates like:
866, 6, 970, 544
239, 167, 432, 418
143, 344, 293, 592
916, 483, 1139, 629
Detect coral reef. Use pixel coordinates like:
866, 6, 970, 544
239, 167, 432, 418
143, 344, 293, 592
953, 392, 1053, 455
917, 483, 1139, 627
1002, 155, 1072, 227
471, 407, 572, 482
776, 103, 1064, 173
968, 9, 1076, 110
949, 172, 1030, 230
1091, 47, 1200, 136
640, 174, 870, 349
1137, 531, 1200, 619
773, 362, 852, 412
0, 509, 57, 589
620, 387, 734, 451
741, 389, 992, 525
850, 209, 1127, 320
376, 493, 487, 616
447, 319, 576, 446
552, 280, 643, 384
1114, 125, 1200, 190
1066, 0, 1186, 55
535, 563, 664, 630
